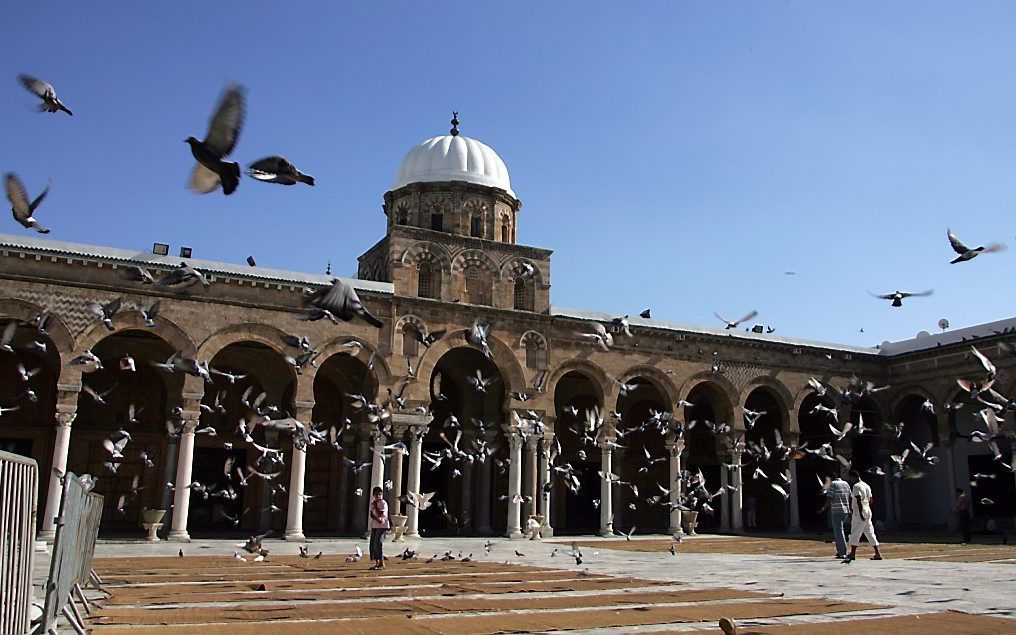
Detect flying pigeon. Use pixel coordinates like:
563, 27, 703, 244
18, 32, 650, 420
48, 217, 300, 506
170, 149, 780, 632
869, 289, 933, 307
947, 229, 1005, 264
714, 309, 758, 329
5, 173, 50, 233
301, 278, 383, 328
185, 83, 245, 195
248, 156, 315, 186
18, 74, 73, 115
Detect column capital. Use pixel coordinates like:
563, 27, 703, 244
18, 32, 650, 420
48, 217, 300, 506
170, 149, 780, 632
667, 437, 686, 454
597, 436, 617, 450
391, 411, 430, 427
55, 405, 77, 428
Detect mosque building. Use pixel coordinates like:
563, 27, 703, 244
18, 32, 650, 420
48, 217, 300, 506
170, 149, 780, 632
1, 116, 1013, 542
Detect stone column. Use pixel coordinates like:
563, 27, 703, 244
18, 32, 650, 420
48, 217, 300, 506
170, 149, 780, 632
168, 413, 200, 542
731, 449, 744, 533
389, 445, 405, 517
667, 438, 685, 536
405, 425, 426, 538
366, 432, 386, 537
158, 437, 179, 537
506, 429, 524, 539
538, 434, 554, 537
720, 466, 731, 531
524, 436, 538, 520
284, 405, 313, 542
788, 459, 801, 531
39, 405, 77, 542
284, 443, 308, 542
599, 438, 615, 537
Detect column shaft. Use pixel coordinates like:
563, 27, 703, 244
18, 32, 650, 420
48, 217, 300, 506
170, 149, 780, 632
39, 411, 75, 541
284, 444, 307, 541
599, 442, 614, 536
168, 418, 198, 542
389, 448, 404, 516
731, 451, 744, 533
405, 430, 424, 537
507, 433, 523, 538
524, 439, 538, 519
720, 467, 731, 531
539, 437, 553, 536
788, 460, 801, 531
668, 440, 684, 535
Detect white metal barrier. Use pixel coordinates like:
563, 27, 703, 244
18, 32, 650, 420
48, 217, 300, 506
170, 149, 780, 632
39, 472, 104, 635
0, 450, 39, 635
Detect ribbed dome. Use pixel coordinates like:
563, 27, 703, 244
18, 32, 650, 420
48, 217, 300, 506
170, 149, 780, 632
392, 134, 514, 197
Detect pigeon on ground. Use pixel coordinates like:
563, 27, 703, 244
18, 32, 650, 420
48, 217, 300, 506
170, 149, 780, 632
869, 289, 933, 307
300, 278, 383, 328
714, 309, 758, 330
18, 74, 73, 115
248, 156, 315, 186
5, 173, 50, 233
185, 83, 245, 195
947, 229, 1005, 264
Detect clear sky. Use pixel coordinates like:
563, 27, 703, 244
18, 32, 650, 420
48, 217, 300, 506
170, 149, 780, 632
2, 3, 1012, 347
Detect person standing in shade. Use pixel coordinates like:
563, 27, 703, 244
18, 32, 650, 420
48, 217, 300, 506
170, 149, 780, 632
744, 494, 757, 530
955, 488, 971, 544
844, 470, 882, 562
368, 486, 389, 570
817, 471, 851, 559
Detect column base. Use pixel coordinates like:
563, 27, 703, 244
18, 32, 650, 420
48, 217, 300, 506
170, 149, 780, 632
167, 531, 191, 542
598, 528, 614, 537
284, 532, 307, 542
540, 526, 554, 538
508, 530, 525, 540
37, 529, 55, 544
404, 531, 420, 539
787, 525, 803, 533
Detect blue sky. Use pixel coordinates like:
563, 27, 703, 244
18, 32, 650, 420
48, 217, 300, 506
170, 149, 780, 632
1, 2, 1012, 347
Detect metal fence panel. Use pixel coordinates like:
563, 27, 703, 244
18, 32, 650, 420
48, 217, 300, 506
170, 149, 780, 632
0, 450, 39, 635
40, 472, 103, 634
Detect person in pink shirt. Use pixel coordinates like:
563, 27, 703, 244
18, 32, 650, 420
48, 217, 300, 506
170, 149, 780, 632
368, 486, 389, 570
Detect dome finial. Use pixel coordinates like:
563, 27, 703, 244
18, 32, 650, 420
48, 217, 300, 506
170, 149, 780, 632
450, 111, 460, 136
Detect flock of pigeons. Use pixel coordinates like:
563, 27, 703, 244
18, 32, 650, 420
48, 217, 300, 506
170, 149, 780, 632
6, 75, 315, 238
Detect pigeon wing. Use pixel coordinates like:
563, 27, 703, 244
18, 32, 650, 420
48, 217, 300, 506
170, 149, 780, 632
18, 75, 53, 100
188, 162, 221, 194
947, 229, 969, 255
5, 173, 31, 220
204, 84, 245, 157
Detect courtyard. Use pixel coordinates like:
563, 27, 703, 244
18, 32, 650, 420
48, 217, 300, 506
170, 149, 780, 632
50, 533, 1016, 634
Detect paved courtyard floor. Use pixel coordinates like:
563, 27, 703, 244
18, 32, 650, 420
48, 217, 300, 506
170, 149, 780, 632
50, 533, 1016, 633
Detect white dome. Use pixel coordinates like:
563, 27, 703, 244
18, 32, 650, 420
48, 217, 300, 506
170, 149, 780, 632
392, 134, 514, 197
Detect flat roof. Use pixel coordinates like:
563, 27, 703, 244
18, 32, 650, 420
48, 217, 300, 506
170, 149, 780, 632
0, 233, 394, 295
1, 233, 1010, 357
